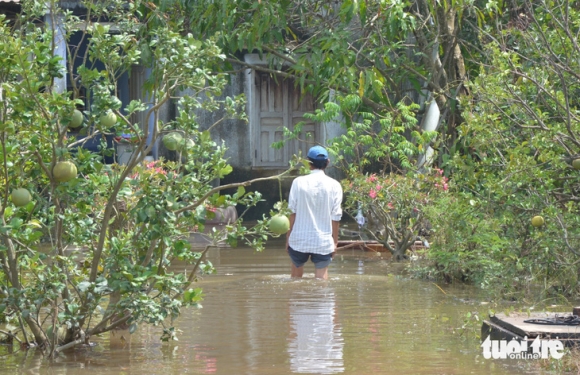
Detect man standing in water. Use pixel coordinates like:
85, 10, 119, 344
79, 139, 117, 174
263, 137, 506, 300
286, 145, 343, 280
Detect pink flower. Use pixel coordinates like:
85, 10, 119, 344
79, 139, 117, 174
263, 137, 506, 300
368, 174, 378, 182
154, 167, 167, 175
376, 184, 381, 191
369, 189, 377, 199
387, 202, 394, 209
443, 183, 448, 191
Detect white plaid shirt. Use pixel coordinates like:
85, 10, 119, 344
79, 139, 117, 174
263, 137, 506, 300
288, 169, 343, 254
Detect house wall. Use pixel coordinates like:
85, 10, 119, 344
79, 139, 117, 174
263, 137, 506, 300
206, 66, 253, 169
170, 63, 345, 220
168, 64, 252, 168
205, 68, 290, 220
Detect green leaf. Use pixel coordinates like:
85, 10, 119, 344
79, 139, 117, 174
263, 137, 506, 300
359, 0, 367, 26
10, 218, 23, 230
77, 282, 92, 292
3, 207, 13, 220
218, 165, 233, 178
216, 195, 226, 207
183, 287, 203, 303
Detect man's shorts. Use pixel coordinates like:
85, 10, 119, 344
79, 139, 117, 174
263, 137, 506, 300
288, 246, 333, 269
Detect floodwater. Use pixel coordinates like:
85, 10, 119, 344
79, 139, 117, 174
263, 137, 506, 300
1, 242, 538, 374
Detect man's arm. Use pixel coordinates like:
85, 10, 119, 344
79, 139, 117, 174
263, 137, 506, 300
332, 220, 339, 255
286, 213, 296, 252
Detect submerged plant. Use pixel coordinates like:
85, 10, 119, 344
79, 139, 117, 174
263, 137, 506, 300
343, 169, 448, 260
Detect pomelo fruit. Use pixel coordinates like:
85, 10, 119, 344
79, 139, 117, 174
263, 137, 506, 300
69, 109, 84, 129
53, 161, 78, 182
269, 215, 290, 234
162, 132, 183, 151
100, 110, 117, 127
11, 188, 32, 207
531, 215, 545, 227
573, 159, 580, 170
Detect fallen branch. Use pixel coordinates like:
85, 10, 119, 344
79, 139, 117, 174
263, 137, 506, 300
0, 329, 22, 344
55, 331, 85, 353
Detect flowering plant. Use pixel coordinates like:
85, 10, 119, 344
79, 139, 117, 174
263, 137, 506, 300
343, 169, 449, 260
138, 160, 168, 177
114, 133, 140, 144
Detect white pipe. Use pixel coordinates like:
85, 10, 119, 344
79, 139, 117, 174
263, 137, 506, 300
417, 99, 440, 170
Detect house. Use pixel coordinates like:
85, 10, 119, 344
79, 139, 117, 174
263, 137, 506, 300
1, 0, 344, 218
185, 54, 345, 218
1, 0, 163, 162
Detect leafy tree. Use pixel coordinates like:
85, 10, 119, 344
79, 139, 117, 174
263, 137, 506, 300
417, 0, 580, 298
0, 0, 295, 355
155, 0, 472, 156
305, 97, 439, 259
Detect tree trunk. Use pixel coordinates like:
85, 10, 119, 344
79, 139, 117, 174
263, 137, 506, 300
413, 1, 470, 158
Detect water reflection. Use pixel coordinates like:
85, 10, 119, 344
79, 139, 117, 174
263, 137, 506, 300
190, 344, 217, 374
356, 260, 364, 275
288, 286, 344, 374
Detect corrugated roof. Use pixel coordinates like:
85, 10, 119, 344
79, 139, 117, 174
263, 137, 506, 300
0, 0, 20, 3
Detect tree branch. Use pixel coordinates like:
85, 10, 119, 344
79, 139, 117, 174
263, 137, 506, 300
55, 331, 85, 353
174, 167, 298, 215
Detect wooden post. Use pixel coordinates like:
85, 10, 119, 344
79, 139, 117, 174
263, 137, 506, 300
573, 306, 580, 316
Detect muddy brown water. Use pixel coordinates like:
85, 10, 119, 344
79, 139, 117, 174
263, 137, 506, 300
0, 243, 538, 374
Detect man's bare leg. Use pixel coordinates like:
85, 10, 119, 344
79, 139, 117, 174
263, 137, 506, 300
314, 267, 328, 280
291, 263, 304, 278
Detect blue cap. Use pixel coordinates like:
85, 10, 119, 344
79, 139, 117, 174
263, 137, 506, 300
307, 145, 329, 160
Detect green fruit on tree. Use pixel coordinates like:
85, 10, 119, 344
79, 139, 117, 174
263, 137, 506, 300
145, 206, 156, 219
573, 159, 580, 170
69, 109, 84, 129
11, 188, 32, 207
53, 161, 78, 182
269, 214, 290, 234
531, 215, 545, 228
162, 132, 184, 151
100, 110, 117, 127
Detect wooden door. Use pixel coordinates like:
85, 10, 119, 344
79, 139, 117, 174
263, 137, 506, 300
254, 73, 318, 167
